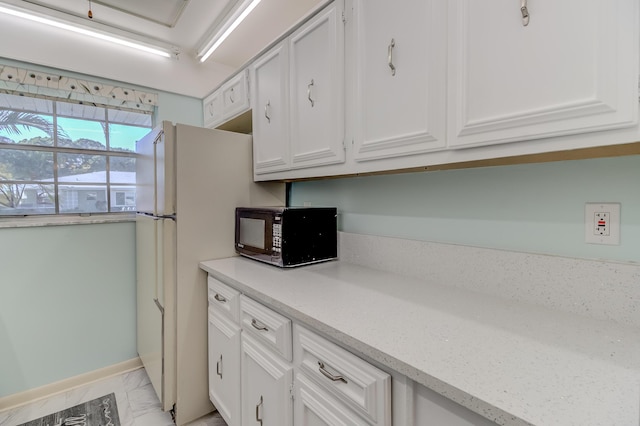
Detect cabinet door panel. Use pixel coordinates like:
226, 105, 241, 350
251, 42, 290, 174
208, 309, 241, 425
448, 0, 638, 148
353, 0, 447, 161
241, 334, 293, 426
203, 90, 223, 129
289, 2, 345, 169
294, 373, 369, 426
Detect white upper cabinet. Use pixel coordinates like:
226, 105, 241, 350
289, 1, 345, 170
251, 42, 291, 175
203, 90, 223, 129
447, 0, 639, 149
222, 70, 250, 121
352, 0, 447, 161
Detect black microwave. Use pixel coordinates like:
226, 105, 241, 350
235, 207, 338, 267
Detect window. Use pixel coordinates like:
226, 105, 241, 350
0, 93, 152, 216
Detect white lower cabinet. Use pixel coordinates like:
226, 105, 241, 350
207, 308, 241, 425
294, 372, 369, 426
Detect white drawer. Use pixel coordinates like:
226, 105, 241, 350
203, 90, 223, 128
293, 324, 391, 425
221, 70, 249, 119
240, 295, 292, 361
207, 276, 240, 323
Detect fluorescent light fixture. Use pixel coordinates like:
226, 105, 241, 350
0, 4, 172, 58
198, 0, 262, 63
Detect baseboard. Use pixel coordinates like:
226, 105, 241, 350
0, 357, 142, 412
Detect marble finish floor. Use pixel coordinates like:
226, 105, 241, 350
0, 368, 227, 426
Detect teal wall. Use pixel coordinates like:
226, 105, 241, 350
290, 155, 640, 264
0, 223, 136, 397
0, 59, 203, 399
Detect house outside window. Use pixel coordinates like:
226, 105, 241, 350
0, 92, 151, 216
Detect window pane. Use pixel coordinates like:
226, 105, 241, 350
109, 124, 149, 152
59, 185, 107, 214
0, 112, 54, 146
110, 159, 136, 183
57, 102, 105, 121
0, 148, 54, 180
110, 187, 136, 212
57, 117, 107, 150
108, 109, 152, 127
57, 153, 106, 181
0, 184, 55, 216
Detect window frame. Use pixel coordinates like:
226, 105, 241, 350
0, 95, 151, 220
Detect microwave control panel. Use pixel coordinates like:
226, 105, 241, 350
272, 223, 282, 253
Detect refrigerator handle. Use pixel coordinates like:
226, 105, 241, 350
153, 298, 164, 315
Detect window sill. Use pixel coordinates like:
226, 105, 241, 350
0, 214, 136, 229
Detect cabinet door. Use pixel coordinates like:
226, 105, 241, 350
352, 0, 446, 161
448, 0, 639, 149
241, 334, 293, 426
222, 70, 250, 121
203, 90, 223, 129
289, 1, 345, 169
251, 42, 291, 175
294, 373, 369, 426
208, 309, 241, 426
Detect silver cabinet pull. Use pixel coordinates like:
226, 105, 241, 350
307, 79, 315, 107
388, 38, 396, 76
264, 100, 271, 123
255, 395, 263, 425
216, 354, 222, 379
214, 293, 226, 303
521, 0, 530, 26
229, 87, 235, 103
251, 318, 269, 331
318, 361, 348, 384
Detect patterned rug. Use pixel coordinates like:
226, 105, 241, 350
18, 393, 120, 426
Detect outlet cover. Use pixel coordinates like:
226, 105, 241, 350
585, 203, 621, 245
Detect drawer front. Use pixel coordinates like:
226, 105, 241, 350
293, 324, 391, 425
208, 276, 240, 322
240, 295, 292, 361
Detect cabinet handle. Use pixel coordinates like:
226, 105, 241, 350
307, 79, 315, 107
264, 100, 271, 123
251, 318, 269, 331
388, 38, 396, 76
521, 0, 530, 26
318, 361, 348, 384
255, 395, 263, 425
229, 87, 235, 103
216, 354, 222, 379
214, 293, 226, 303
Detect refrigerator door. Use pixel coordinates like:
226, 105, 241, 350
135, 122, 176, 216
136, 214, 176, 411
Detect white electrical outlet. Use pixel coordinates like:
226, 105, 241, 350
585, 203, 621, 245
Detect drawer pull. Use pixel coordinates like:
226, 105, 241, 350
216, 354, 222, 379
255, 395, 263, 425
307, 79, 315, 107
214, 293, 227, 303
388, 38, 396, 76
251, 318, 269, 331
318, 361, 348, 384
521, 0, 530, 26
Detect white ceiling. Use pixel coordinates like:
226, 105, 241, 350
0, 0, 326, 97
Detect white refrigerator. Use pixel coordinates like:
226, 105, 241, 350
135, 121, 285, 425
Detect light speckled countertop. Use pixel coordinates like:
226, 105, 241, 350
199, 256, 640, 426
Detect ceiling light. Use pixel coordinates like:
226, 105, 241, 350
0, 3, 173, 58
198, 0, 262, 63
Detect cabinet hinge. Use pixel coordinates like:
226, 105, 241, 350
341, 10, 346, 24
289, 383, 294, 400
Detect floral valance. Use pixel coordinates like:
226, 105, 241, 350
0, 64, 157, 113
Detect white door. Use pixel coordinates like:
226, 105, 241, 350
251, 42, 291, 175
135, 214, 163, 403
352, 0, 447, 161
448, 0, 639, 149
208, 309, 242, 426
294, 373, 369, 426
241, 334, 293, 426
289, 1, 345, 170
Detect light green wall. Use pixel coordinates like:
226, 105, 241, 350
0, 58, 204, 398
290, 155, 640, 264
0, 222, 136, 397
